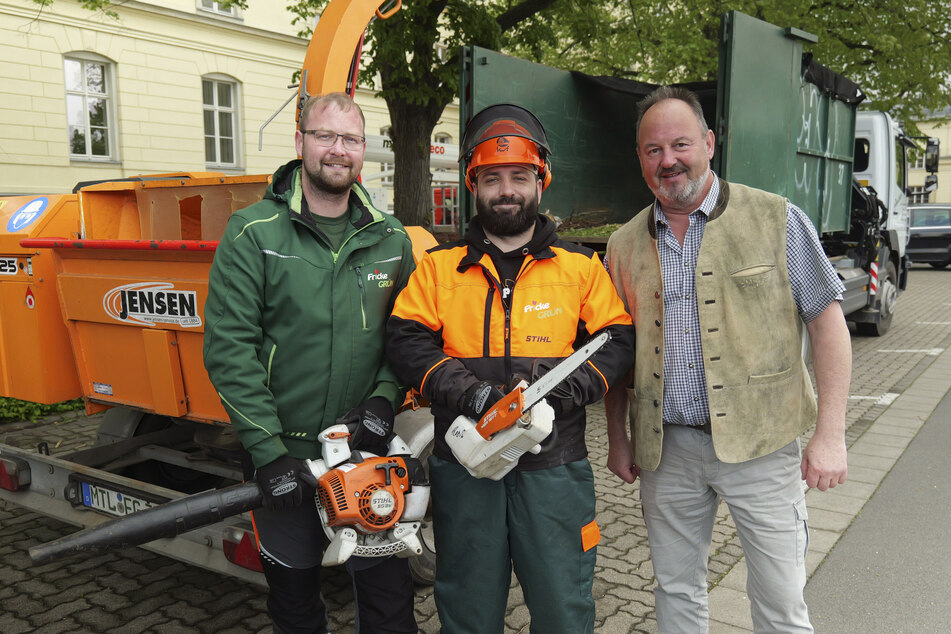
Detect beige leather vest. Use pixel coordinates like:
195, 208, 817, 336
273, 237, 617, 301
606, 181, 817, 469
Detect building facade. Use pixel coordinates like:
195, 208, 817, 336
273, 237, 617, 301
910, 108, 951, 204
0, 0, 460, 218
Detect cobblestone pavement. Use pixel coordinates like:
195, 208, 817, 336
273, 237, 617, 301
2, 266, 949, 633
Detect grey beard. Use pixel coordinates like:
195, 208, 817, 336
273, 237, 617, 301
659, 166, 710, 207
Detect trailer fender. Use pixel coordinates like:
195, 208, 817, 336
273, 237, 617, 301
93, 406, 148, 447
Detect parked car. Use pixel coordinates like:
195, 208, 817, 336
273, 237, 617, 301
908, 204, 951, 269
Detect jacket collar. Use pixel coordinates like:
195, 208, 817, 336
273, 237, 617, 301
268, 159, 385, 232
458, 215, 557, 272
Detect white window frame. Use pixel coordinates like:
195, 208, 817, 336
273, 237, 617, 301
198, 0, 239, 18
909, 186, 930, 204
202, 75, 240, 168
64, 53, 118, 162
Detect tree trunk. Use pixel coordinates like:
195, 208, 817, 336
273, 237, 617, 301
384, 96, 445, 230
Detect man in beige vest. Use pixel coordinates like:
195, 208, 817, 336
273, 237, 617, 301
604, 86, 851, 633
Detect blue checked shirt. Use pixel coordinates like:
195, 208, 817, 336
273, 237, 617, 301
651, 177, 844, 426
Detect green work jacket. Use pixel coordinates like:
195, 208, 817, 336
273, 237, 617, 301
203, 160, 415, 467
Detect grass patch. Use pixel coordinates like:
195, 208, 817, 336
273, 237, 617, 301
559, 223, 623, 238
0, 397, 84, 424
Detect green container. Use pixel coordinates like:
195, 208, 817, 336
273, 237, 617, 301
459, 11, 859, 235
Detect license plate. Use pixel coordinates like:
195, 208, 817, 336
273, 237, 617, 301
80, 481, 159, 517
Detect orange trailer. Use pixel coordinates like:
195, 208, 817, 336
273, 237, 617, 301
22, 174, 269, 421
0, 194, 82, 404
0, 0, 436, 586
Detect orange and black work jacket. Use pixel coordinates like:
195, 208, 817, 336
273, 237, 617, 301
387, 216, 634, 470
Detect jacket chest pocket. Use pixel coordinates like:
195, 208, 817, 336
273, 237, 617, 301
351, 257, 401, 330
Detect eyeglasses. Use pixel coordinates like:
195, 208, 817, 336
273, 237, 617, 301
301, 130, 366, 151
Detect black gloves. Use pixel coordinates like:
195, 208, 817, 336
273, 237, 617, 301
348, 397, 395, 457
458, 380, 505, 421
256, 454, 309, 512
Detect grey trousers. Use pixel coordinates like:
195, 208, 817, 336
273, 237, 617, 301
640, 424, 812, 633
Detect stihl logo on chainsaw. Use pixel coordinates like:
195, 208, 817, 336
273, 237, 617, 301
478, 408, 500, 430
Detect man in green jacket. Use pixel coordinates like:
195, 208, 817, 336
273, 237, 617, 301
203, 93, 417, 633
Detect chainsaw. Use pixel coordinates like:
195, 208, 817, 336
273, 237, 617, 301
303, 424, 431, 566
445, 331, 610, 480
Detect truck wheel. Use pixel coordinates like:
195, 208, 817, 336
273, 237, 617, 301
408, 437, 436, 586
856, 261, 898, 337
929, 262, 949, 270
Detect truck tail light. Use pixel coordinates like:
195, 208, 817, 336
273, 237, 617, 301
222, 526, 263, 572
0, 457, 31, 492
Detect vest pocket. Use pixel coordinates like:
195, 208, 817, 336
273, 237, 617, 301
729, 263, 777, 293
747, 366, 793, 385
730, 264, 776, 276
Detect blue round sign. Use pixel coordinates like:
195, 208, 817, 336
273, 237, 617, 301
7, 197, 49, 232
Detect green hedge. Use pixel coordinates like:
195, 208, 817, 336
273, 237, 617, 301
0, 397, 84, 424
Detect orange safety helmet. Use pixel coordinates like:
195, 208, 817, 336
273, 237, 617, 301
460, 104, 552, 192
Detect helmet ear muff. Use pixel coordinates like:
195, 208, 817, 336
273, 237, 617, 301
465, 158, 477, 193
539, 159, 552, 191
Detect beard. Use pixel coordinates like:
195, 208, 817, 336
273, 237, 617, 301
656, 164, 710, 208
476, 192, 539, 237
303, 161, 358, 196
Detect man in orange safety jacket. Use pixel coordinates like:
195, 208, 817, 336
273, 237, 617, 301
386, 103, 635, 633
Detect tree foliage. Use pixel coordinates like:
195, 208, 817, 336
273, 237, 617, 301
33, 0, 951, 224
289, 0, 949, 224
283, 0, 569, 228
507, 0, 950, 126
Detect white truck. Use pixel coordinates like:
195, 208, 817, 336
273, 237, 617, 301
846, 111, 939, 334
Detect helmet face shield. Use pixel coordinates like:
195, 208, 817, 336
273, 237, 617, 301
461, 104, 552, 192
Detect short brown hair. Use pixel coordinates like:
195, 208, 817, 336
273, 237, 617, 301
299, 92, 366, 131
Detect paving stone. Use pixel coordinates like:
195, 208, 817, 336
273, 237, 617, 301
29, 598, 89, 627
1, 268, 950, 632
73, 605, 125, 631
0, 614, 33, 634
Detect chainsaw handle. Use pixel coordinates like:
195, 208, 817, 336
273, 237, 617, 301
475, 387, 525, 440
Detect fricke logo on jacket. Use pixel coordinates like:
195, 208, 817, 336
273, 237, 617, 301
524, 300, 563, 319
367, 269, 393, 287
